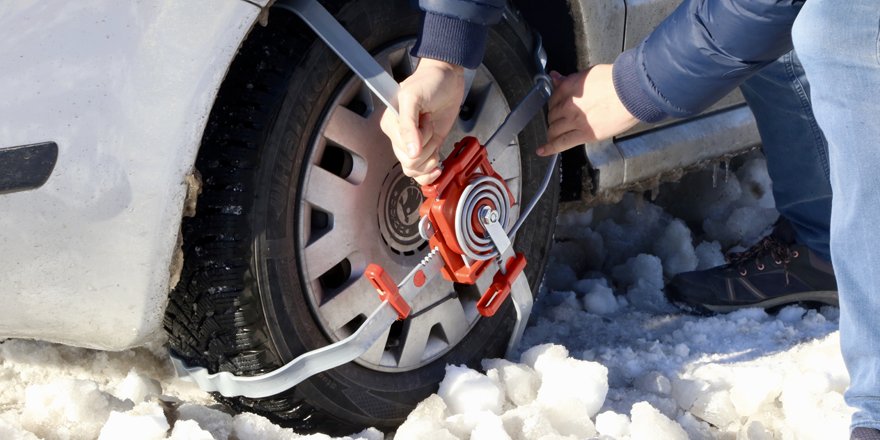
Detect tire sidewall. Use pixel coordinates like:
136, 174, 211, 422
251, 0, 557, 428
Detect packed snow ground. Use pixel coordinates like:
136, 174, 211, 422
0, 155, 852, 439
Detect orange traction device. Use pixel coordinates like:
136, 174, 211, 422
365, 264, 411, 320
365, 136, 527, 319
420, 136, 526, 317
476, 251, 527, 316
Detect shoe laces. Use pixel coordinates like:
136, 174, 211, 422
728, 235, 800, 284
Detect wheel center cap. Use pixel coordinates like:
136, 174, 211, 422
378, 166, 426, 255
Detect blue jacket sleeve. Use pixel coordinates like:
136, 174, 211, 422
412, 0, 506, 69
612, 0, 804, 122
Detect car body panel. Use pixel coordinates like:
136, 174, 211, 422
0, 0, 759, 351
0, 1, 259, 350
567, 0, 626, 67
565, 0, 759, 197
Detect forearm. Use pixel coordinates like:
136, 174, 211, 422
613, 0, 803, 122
412, 0, 506, 69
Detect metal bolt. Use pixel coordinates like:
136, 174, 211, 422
479, 206, 499, 225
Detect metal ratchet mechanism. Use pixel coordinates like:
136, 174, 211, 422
170, 0, 557, 399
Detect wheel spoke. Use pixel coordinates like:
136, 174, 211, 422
303, 227, 358, 281
316, 279, 382, 331
324, 106, 366, 148
398, 49, 419, 78
397, 320, 430, 368
465, 88, 507, 138
323, 106, 388, 160
397, 299, 469, 367
378, 54, 394, 77
360, 326, 392, 365
303, 166, 359, 213
489, 142, 522, 178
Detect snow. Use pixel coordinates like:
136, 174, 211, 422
437, 365, 505, 415
0, 156, 854, 439
630, 401, 688, 440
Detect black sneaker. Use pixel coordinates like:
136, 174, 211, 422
667, 226, 838, 314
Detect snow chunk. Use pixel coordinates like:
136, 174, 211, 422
231, 412, 307, 440
652, 219, 698, 277
353, 428, 386, 440
612, 254, 674, 312
520, 343, 569, 370
395, 395, 457, 440
595, 411, 630, 438
98, 401, 170, 440
555, 209, 594, 241
445, 411, 497, 439
671, 377, 710, 411
595, 195, 667, 268
571, 278, 608, 296
0, 416, 38, 440
169, 419, 214, 440
177, 403, 233, 440
694, 240, 726, 270
482, 358, 539, 406
635, 371, 672, 396
704, 206, 778, 248
630, 401, 688, 440
729, 368, 782, 418
470, 413, 511, 440
500, 403, 557, 440
582, 283, 619, 315
690, 389, 739, 429
676, 412, 715, 440
739, 419, 775, 440
22, 378, 130, 440
542, 399, 597, 438
550, 240, 592, 275
437, 365, 504, 415
736, 157, 776, 209
673, 343, 690, 358
777, 305, 807, 323
114, 369, 162, 404
780, 371, 852, 439
533, 355, 608, 418
543, 263, 578, 291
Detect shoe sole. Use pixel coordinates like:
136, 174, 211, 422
697, 290, 839, 314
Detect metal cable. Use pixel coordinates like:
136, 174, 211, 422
509, 153, 559, 237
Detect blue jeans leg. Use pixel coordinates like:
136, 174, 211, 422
794, 0, 880, 431
740, 51, 833, 261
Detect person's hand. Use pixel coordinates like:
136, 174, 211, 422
380, 58, 465, 185
537, 65, 639, 156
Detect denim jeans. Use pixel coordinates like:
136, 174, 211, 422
740, 52, 833, 261
793, 0, 880, 431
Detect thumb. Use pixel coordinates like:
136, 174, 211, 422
398, 93, 422, 159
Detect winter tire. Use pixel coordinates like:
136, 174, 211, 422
163, 0, 558, 434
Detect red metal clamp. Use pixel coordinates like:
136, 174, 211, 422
419, 137, 514, 285
365, 264, 411, 320
476, 252, 527, 317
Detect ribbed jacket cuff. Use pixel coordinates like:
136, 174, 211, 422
413, 13, 488, 69
612, 48, 668, 123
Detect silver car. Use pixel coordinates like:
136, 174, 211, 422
0, 0, 757, 434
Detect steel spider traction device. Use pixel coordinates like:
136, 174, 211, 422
171, 0, 557, 399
